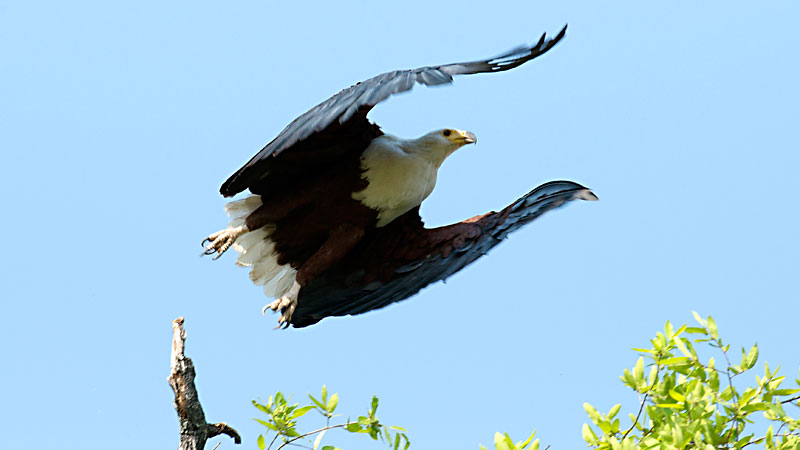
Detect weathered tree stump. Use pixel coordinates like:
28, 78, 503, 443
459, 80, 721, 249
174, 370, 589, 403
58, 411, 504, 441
168, 317, 241, 450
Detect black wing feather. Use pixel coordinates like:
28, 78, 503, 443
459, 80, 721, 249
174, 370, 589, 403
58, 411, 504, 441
220, 25, 567, 197
290, 180, 595, 328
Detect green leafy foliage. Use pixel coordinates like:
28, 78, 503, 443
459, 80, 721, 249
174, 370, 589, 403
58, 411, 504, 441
583, 313, 800, 450
249, 314, 799, 450
480, 431, 540, 450
253, 386, 410, 450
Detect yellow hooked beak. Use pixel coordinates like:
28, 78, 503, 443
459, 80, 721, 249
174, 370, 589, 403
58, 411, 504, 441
451, 129, 477, 145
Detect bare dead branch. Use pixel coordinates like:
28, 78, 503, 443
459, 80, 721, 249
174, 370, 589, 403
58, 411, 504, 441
208, 422, 242, 443
168, 317, 241, 450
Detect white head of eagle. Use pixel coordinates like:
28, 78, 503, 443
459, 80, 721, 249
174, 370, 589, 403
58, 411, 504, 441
353, 128, 477, 227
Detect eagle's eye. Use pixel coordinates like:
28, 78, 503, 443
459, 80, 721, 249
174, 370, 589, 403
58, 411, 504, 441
443, 130, 451, 137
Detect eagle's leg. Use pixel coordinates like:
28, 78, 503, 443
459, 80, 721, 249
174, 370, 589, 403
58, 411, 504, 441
263, 223, 366, 328
203, 199, 307, 259
263, 281, 301, 328
261, 280, 301, 328
202, 225, 248, 259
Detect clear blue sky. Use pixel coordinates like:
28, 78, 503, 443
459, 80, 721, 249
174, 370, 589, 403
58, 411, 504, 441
2, 1, 798, 449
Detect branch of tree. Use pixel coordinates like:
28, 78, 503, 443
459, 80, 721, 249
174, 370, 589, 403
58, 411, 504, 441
781, 394, 800, 405
275, 423, 348, 450
168, 317, 242, 450
622, 363, 661, 440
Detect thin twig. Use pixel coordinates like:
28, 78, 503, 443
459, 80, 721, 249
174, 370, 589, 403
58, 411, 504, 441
268, 433, 280, 450
775, 421, 787, 438
781, 394, 800, 405
717, 340, 743, 444
622, 364, 660, 440
718, 341, 736, 389
274, 424, 349, 450
622, 392, 649, 440
740, 438, 760, 449
738, 432, 800, 449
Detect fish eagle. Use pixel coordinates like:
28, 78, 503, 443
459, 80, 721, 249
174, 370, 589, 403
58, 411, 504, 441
204, 25, 596, 328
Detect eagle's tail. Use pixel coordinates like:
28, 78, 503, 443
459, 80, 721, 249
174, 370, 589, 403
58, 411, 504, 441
222, 196, 298, 299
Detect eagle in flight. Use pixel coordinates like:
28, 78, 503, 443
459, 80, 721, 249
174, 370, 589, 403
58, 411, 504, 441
204, 25, 596, 328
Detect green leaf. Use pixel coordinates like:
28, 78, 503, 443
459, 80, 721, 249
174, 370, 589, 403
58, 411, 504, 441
321, 447, 343, 450
692, 311, 705, 327
655, 403, 683, 409
494, 432, 514, 450
622, 368, 636, 388
321, 385, 328, 404
582, 424, 598, 444
257, 434, 266, 450
632, 348, 656, 355
308, 394, 326, 410
771, 388, 800, 396
584, 403, 603, 424
720, 387, 734, 401
518, 430, 536, 449
370, 396, 379, 417
708, 371, 720, 393
357, 416, 373, 426
684, 326, 706, 335
633, 357, 645, 387
740, 387, 757, 405
607, 404, 622, 419
735, 434, 754, 449
674, 338, 691, 358
648, 365, 658, 388
255, 420, 278, 431
313, 428, 327, 450
290, 405, 316, 419
706, 316, 718, 339
742, 344, 758, 370
345, 422, 362, 432
327, 393, 339, 413
253, 400, 271, 415
765, 425, 774, 448
740, 402, 769, 413
660, 356, 689, 365
668, 389, 686, 403
254, 418, 268, 426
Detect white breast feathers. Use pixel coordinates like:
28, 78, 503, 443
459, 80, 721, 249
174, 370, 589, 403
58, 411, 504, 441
352, 134, 440, 227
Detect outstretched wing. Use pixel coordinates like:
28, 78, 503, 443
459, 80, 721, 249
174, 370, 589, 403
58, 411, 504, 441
220, 25, 568, 197
290, 180, 596, 327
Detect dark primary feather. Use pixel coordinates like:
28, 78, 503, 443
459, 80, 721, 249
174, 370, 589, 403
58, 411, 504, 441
289, 180, 596, 328
219, 25, 568, 197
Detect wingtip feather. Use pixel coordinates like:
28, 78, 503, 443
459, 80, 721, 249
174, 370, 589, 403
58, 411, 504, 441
579, 189, 599, 201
